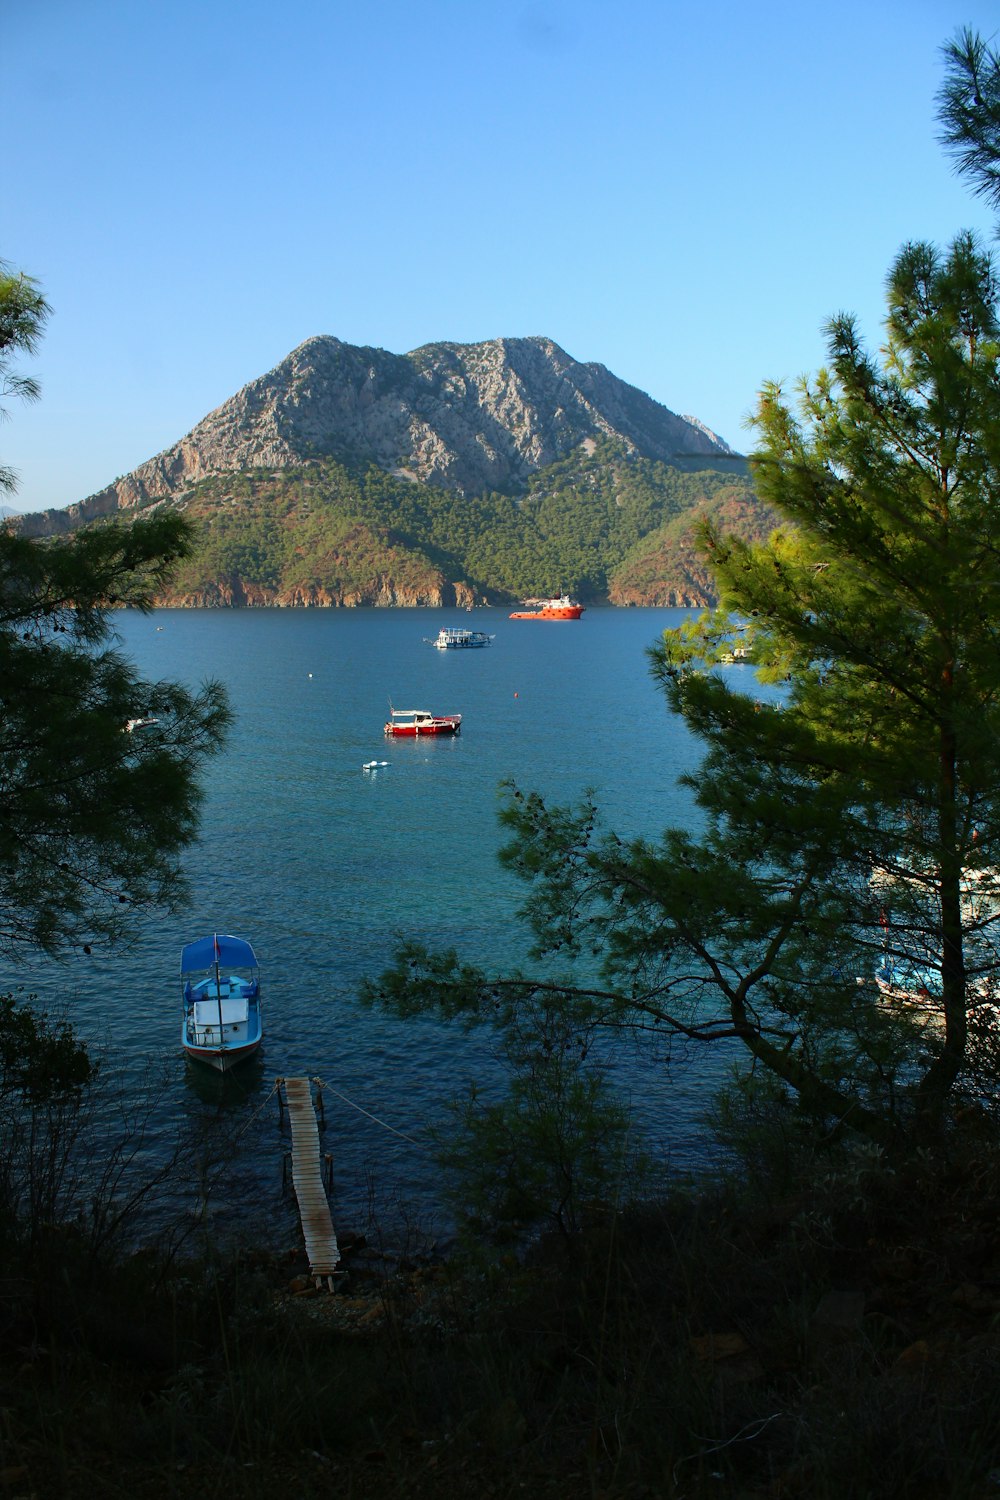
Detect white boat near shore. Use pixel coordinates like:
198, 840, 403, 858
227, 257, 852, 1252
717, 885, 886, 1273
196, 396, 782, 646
181, 934, 262, 1072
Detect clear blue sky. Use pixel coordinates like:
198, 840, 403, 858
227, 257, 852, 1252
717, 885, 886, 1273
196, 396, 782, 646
4, 0, 999, 512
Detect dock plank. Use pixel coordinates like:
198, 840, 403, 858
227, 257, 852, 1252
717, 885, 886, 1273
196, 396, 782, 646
282, 1077, 341, 1279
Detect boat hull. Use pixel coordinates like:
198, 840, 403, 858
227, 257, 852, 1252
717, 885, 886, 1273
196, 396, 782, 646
431, 629, 493, 649
509, 607, 584, 619
183, 1034, 262, 1072
509, 596, 585, 619
182, 1003, 263, 1071
384, 710, 462, 736
384, 720, 461, 736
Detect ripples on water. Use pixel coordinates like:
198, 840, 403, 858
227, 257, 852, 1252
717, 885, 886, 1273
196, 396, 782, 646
6, 607, 753, 1246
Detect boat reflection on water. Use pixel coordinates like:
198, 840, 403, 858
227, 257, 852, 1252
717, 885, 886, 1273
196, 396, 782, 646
178, 1048, 297, 1246
183, 1047, 268, 1110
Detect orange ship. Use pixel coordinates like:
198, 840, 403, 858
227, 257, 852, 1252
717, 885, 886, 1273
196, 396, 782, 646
509, 594, 585, 620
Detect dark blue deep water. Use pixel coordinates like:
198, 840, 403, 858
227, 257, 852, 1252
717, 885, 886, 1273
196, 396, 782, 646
5, 607, 748, 1248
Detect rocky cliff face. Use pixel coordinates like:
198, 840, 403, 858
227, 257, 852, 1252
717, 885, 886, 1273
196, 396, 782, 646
13, 335, 736, 536
167, 576, 477, 609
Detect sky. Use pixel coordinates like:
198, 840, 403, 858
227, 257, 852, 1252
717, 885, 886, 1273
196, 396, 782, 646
4, 0, 1000, 513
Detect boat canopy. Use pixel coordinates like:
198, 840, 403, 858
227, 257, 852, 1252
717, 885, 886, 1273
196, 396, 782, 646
876, 959, 942, 996
180, 933, 258, 974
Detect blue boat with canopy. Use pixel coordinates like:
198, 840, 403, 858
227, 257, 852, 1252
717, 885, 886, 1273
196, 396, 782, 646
180, 933, 262, 1071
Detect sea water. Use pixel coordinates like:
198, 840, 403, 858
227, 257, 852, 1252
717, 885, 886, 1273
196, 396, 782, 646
5, 607, 750, 1247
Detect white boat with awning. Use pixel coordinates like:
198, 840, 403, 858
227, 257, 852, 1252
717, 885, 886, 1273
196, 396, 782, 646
426, 627, 494, 649
180, 933, 262, 1072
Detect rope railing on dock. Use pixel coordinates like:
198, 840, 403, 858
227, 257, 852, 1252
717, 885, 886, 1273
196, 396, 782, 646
309, 1076, 420, 1145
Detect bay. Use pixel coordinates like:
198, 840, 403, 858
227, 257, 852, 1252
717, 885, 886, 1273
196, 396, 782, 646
5, 606, 745, 1248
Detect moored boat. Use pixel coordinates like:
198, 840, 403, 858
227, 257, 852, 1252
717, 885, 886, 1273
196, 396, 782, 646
874, 957, 942, 999
384, 707, 462, 737
509, 594, 585, 620
427, 627, 495, 649
181, 934, 262, 1072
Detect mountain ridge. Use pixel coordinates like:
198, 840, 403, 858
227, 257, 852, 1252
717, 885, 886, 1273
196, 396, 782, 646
12, 334, 738, 537
8, 334, 765, 607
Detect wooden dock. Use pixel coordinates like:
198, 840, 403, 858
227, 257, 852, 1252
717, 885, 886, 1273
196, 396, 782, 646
279, 1077, 341, 1284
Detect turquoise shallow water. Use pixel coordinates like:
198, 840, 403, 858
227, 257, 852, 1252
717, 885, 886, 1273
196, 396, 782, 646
6, 606, 749, 1246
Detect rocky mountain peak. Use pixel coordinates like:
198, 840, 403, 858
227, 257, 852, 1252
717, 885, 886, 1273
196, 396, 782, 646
12, 334, 738, 537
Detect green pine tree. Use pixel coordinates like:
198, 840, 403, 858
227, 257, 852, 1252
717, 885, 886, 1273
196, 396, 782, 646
938, 27, 1000, 220
0, 260, 231, 959
366, 231, 1000, 1143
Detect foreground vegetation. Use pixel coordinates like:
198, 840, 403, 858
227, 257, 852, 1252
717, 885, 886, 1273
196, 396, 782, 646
5, 984, 999, 1500
5, 1104, 1000, 1499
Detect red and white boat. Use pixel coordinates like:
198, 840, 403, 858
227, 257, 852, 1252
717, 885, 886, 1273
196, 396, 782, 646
384, 707, 462, 737
509, 594, 585, 620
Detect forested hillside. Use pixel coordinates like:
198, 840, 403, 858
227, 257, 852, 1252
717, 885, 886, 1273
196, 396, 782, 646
156, 439, 765, 606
